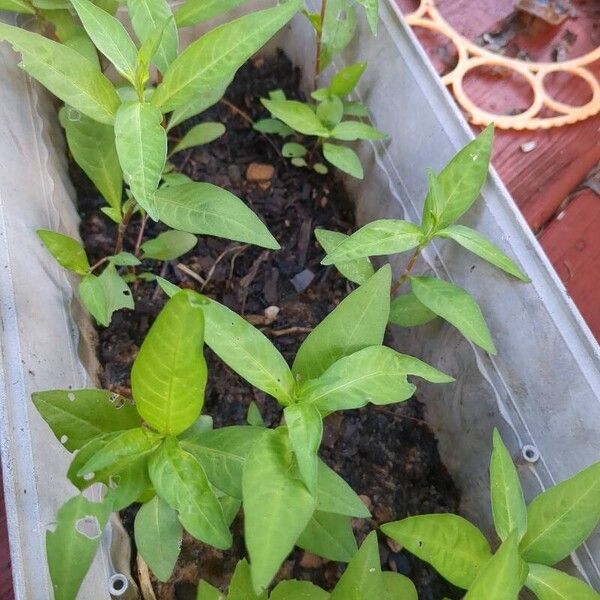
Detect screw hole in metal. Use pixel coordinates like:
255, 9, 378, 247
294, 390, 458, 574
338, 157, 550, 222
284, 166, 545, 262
522, 444, 540, 464
108, 573, 129, 597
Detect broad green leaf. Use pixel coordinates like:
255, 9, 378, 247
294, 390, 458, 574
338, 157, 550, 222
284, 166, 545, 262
114, 101, 167, 220
181, 426, 266, 499
356, 0, 379, 35
0, 0, 34, 13
282, 142, 308, 158
323, 143, 363, 179
382, 572, 418, 600
156, 276, 181, 297
284, 403, 323, 493
67, 432, 119, 489
436, 225, 529, 281
271, 580, 329, 600
105, 454, 150, 510
152, 1, 301, 112
292, 265, 391, 380
247, 402, 265, 428
299, 345, 452, 415
37, 229, 89, 275
134, 496, 182, 582
219, 495, 241, 527
70, 0, 137, 81
108, 251, 140, 266
131, 290, 208, 435
31, 389, 140, 452
59, 107, 122, 210
171, 122, 226, 155
175, 0, 248, 27
46, 495, 112, 600
422, 125, 494, 231
243, 428, 316, 593
201, 298, 294, 404
329, 62, 367, 97
320, 0, 357, 69
389, 293, 437, 327
127, 0, 178, 74
197, 580, 224, 600
330, 531, 384, 600
381, 514, 492, 589
168, 80, 230, 130
161, 172, 192, 187
526, 563, 600, 600
297, 511, 357, 562
490, 429, 527, 542
316, 96, 344, 129
0, 23, 119, 124
141, 230, 197, 260
465, 532, 522, 600
321, 219, 423, 264
331, 121, 386, 141
43, 9, 99, 67
227, 560, 266, 600
343, 101, 369, 117
79, 264, 134, 327
253, 118, 294, 137
411, 276, 497, 354
520, 461, 600, 565
261, 99, 330, 137
155, 182, 279, 249
149, 438, 232, 549
315, 229, 374, 285
77, 427, 161, 476
316, 460, 370, 518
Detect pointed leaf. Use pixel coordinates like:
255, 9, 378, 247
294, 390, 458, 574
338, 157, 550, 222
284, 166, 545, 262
247, 402, 266, 428
243, 428, 316, 593
299, 345, 452, 414
152, 1, 301, 112
141, 230, 197, 260
168, 81, 230, 130
320, 0, 357, 69
37, 229, 90, 275
284, 403, 323, 493
389, 292, 437, 327
323, 143, 363, 179
149, 438, 232, 549
115, 101, 167, 220
46, 495, 112, 600
31, 388, 141, 452
262, 99, 330, 137
0, 23, 120, 124
197, 580, 224, 600
316, 460, 370, 518
271, 580, 329, 600
328, 62, 367, 97
181, 426, 266, 499
331, 121, 386, 141
227, 560, 266, 600
253, 118, 294, 137
135, 17, 172, 90
436, 225, 529, 281
131, 290, 207, 435
59, 107, 122, 211
465, 532, 523, 600
105, 454, 150, 510
526, 563, 600, 600
127, 0, 178, 74
293, 265, 391, 380
297, 511, 357, 562
171, 122, 225, 154
134, 496, 182, 582
315, 228, 374, 285
155, 182, 279, 249
520, 461, 600, 565
330, 532, 384, 600
321, 219, 423, 264
490, 429, 527, 542
201, 298, 294, 404
175, 0, 249, 27
356, 0, 379, 35
316, 96, 344, 129
381, 514, 492, 589
70, 0, 137, 80
411, 276, 497, 354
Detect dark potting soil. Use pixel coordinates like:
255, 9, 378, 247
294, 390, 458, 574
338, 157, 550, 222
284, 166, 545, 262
75, 51, 462, 600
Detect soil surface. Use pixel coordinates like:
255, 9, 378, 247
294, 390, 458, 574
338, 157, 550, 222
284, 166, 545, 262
75, 51, 461, 600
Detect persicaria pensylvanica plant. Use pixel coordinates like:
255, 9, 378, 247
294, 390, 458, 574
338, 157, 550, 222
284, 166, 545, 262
2, 0, 598, 599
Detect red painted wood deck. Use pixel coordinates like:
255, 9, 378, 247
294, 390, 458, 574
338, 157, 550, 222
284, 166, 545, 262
0, 2, 598, 597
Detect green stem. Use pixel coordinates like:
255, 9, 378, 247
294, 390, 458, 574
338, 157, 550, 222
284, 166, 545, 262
114, 202, 136, 255
314, 0, 328, 87
391, 247, 422, 294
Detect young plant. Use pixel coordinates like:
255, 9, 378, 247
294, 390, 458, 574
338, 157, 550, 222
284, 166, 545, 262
256, 63, 386, 178
160, 264, 452, 592
0, 0, 303, 325
196, 532, 417, 599
382, 430, 600, 600
318, 125, 530, 355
